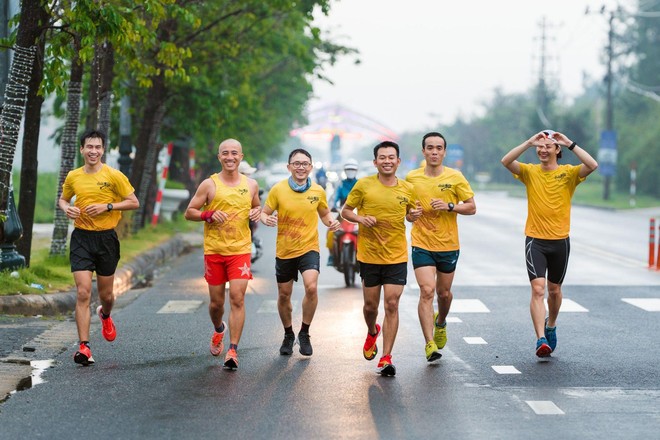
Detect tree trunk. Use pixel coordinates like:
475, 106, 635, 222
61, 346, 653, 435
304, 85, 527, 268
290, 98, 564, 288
130, 74, 168, 232
15, 32, 46, 266
85, 42, 101, 131
97, 41, 114, 142
50, 36, 83, 257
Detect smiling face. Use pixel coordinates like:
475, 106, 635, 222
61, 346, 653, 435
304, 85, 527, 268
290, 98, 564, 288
374, 146, 400, 177
217, 139, 243, 172
287, 152, 313, 184
80, 136, 105, 167
535, 137, 560, 164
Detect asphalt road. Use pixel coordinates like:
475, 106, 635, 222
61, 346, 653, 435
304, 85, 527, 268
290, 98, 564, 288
0, 191, 659, 439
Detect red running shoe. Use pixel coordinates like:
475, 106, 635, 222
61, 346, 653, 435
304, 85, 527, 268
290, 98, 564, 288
96, 306, 116, 342
210, 321, 227, 356
363, 323, 381, 361
224, 348, 238, 370
377, 354, 396, 377
73, 343, 95, 366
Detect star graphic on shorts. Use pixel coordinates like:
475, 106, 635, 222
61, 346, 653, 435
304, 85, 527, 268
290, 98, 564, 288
240, 262, 251, 277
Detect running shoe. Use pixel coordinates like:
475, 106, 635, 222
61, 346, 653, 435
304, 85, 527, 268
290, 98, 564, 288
73, 343, 95, 366
280, 333, 295, 356
377, 354, 396, 377
536, 337, 552, 357
298, 331, 313, 356
425, 340, 442, 363
210, 321, 227, 356
433, 312, 447, 349
545, 318, 557, 352
96, 305, 116, 342
363, 323, 381, 361
223, 348, 238, 370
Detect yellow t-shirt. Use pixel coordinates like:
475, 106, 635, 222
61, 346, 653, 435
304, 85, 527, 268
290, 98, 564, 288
345, 174, 416, 264
265, 180, 329, 259
515, 163, 584, 239
405, 166, 474, 251
203, 174, 252, 255
61, 164, 135, 231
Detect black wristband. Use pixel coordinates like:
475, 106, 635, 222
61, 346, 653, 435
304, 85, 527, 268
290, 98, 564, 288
568, 142, 576, 151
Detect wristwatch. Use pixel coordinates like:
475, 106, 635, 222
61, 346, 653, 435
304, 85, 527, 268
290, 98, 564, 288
107, 203, 114, 212
448, 202, 454, 212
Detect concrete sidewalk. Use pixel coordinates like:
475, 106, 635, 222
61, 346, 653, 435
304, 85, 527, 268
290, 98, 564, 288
0, 231, 202, 316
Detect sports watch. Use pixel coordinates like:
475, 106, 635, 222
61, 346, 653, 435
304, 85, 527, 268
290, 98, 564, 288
448, 202, 454, 212
107, 203, 114, 212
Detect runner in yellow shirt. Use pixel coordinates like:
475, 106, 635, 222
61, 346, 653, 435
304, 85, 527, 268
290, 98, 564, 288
342, 141, 422, 377
261, 149, 339, 357
501, 130, 598, 357
59, 129, 139, 366
185, 138, 261, 370
406, 132, 476, 363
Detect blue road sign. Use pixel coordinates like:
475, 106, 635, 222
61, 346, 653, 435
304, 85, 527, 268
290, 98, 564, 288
446, 144, 464, 170
598, 130, 617, 177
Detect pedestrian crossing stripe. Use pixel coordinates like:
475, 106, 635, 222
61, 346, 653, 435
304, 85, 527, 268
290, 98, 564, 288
157, 300, 203, 314
621, 298, 660, 311
451, 299, 490, 313
544, 298, 588, 312
464, 337, 487, 344
446, 317, 463, 323
492, 365, 520, 374
525, 400, 565, 415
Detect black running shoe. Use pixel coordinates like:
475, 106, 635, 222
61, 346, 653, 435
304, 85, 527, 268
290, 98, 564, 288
280, 333, 295, 355
298, 331, 313, 356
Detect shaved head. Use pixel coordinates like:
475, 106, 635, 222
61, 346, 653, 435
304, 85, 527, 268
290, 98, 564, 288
218, 138, 242, 154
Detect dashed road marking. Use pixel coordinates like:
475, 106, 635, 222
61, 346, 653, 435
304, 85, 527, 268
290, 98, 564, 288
492, 365, 520, 374
451, 299, 490, 313
446, 317, 463, 323
621, 298, 660, 311
463, 337, 487, 344
157, 300, 203, 314
545, 298, 588, 312
525, 400, 565, 415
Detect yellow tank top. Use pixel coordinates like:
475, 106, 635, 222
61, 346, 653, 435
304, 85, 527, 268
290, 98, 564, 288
203, 174, 252, 255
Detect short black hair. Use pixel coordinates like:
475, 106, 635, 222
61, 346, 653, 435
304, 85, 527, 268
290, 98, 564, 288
79, 129, 106, 148
288, 148, 312, 163
422, 131, 447, 149
373, 140, 400, 159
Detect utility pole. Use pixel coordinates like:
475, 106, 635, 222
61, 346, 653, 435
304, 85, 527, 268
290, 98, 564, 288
534, 16, 553, 127
603, 10, 615, 200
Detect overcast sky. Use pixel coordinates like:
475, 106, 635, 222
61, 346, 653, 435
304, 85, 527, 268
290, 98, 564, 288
309, 0, 626, 136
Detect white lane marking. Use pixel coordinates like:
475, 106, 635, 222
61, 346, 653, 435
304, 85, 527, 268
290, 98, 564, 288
257, 300, 298, 313
525, 400, 565, 415
621, 298, 660, 311
451, 299, 490, 313
544, 298, 588, 312
492, 365, 521, 374
464, 337, 487, 345
446, 317, 463, 323
157, 300, 203, 314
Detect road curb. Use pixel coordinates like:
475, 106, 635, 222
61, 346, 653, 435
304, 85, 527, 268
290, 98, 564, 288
0, 232, 201, 316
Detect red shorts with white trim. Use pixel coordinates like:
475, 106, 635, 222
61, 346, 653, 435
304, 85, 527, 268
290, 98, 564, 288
204, 254, 252, 285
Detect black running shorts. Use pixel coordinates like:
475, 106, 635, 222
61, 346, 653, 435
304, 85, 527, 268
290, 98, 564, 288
525, 236, 570, 284
359, 262, 407, 288
275, 251, 320, 283
70, 228, 120, 276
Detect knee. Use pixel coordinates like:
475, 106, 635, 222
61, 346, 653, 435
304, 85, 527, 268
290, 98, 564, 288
437, 288, 451, 300
229, 296, 244, 309
384, 297, 399, 314
363, 301, 378, 315
76, 287, 92, 303
419, 285, 435, 302
304, 286, 318, 298
531, 284, 545, 298
547, 285, 562, 298
209, 299, 223, 312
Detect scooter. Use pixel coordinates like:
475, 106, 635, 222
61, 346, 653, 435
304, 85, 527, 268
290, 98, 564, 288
331, 216, 359, 287
250, 188, 264, 263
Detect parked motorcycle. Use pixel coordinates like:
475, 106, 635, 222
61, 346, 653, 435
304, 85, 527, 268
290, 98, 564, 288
331, 216, 359, 287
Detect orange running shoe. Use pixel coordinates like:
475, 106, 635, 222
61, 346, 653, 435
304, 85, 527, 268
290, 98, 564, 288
363, 323, 381, 361
224, 348, 238, 370
377, 354, 396, 377
96, 306, 116, 342
73, 343, 95, 366
210, 321, 227, 356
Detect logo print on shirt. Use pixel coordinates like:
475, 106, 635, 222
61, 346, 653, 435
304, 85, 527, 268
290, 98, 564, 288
397, 196, 409, 205
98, 182, 111, 190
238, 188, 248, 196
307, 196, 320, 204
438, 183, 452, 191
555, 173, 567, 181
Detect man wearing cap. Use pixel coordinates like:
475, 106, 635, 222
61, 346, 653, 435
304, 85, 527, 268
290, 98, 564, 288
501, 130, 598, 357
326, 159, 360, 266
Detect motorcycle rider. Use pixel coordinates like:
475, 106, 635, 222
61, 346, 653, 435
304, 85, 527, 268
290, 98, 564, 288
327, 159, 359, 266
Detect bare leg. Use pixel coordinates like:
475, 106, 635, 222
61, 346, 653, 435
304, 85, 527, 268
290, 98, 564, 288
277, 280, 294, 328
415, 266, 436, 343
227, 279, 248, 345
73, 271, 94, 341
530, 277, 547, 338
381, 284, 404, 356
